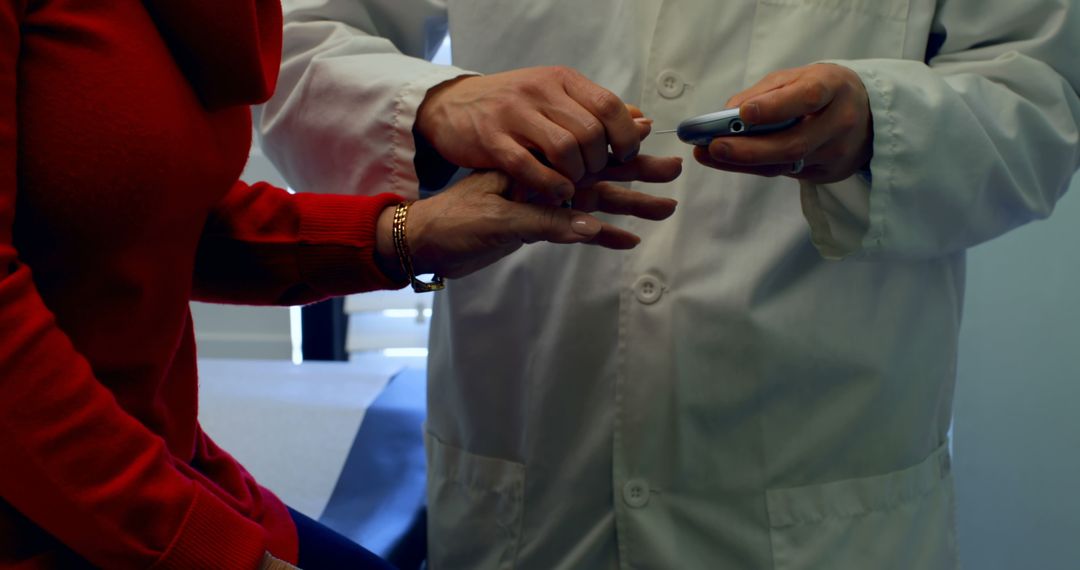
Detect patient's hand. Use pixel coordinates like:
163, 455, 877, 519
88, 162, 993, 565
375, 170, 679, 281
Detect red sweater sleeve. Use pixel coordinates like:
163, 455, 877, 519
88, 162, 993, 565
0, 5, 266, 568
193, 180, 406, 305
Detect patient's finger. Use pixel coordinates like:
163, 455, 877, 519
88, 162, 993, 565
573, 182, 677, 220
584, 155, 683, 185
585, 222, 641, 249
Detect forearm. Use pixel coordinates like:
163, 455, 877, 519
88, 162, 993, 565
192, 181, 406, 305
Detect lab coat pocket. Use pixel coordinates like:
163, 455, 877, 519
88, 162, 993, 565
425, 431, 525, 570
745, 0, 910, 84
765, 443, 959, 570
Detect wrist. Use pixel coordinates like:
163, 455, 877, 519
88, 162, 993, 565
378, 201, 444, 292
413, 126, 461, 191
375, 205, 407, 283
416, 75, 473, 144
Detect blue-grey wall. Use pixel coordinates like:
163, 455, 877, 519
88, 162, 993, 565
954, 173, 1080, 569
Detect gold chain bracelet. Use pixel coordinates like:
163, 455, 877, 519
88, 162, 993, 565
392, 201, 445, 293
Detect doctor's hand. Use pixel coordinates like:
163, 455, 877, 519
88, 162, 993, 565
693, 63, 873, 184
415, 67, 650, 200
375, 171, 678, 281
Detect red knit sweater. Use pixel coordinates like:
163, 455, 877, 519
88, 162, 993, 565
1, 1, 404, 567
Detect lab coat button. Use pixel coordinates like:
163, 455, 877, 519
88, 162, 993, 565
633, 275, 664, 305
623, 479, 650, 508
657, 70, 685, 99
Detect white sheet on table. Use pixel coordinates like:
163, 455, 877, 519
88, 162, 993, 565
197, 357, 403, 519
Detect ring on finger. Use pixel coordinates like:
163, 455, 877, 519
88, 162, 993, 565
789, 159, 805, 175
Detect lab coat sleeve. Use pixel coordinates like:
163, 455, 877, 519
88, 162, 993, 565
800, 0, 1080, 260
255, 0, 475, 199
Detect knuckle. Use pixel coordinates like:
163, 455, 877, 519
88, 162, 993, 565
804, 80, 828, 106
535, 208, 561, 240
550, 132, 579, 161
501, 147, 532, 174
549, 66, 581, 87
593, 90, 624, 119
838, 107, 860, 131
551, 65, 576, 79
763, 69, 788, 85
581, 118, 605, 140
490, 96, 516, 115
517, 79, 545, 98
550, 130, 576, 152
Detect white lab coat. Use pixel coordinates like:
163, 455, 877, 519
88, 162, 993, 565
257, 1, 1080, 568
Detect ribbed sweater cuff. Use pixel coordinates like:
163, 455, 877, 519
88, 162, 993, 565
296, 192, 408, 295
151, 486, 266, 570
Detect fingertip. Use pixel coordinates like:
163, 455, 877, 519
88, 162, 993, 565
591, 233, 640, 250
612, 121, 643, 163
557, 183, 576, 201
619, 233, 642, 249
693, 146, 716, 167
740, 101, 761, 123
570, 213, 602, 237
659, 157, 683, 182
540, 173, 575, 200
708, 140, 730, 161
643, 198, 678, 221
634, 117, 653, 139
